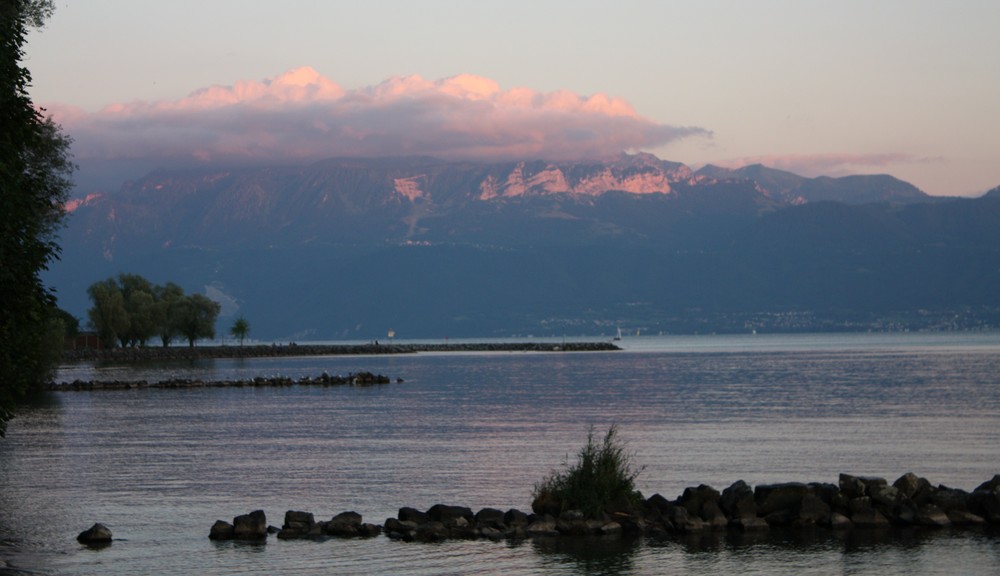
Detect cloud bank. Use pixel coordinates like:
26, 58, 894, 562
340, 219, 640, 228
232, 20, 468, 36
50, 67, 709, 170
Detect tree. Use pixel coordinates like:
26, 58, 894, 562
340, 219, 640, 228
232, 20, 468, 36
118, 273, 156, 346
0, 0, 74, 435
230, 316, 250, 346
152, 282, 184, 347
175, 294, 221, 347
87, 279, 128, 348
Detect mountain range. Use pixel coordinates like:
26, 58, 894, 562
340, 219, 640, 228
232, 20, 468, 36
48, 154, 1000, 340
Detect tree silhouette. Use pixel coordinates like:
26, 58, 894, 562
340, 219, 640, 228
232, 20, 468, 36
230, 316, 250, 346
0, 0, 75, 435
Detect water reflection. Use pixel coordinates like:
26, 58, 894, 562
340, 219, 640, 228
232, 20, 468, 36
7, 336, 1000, 575
532, 535, 640, 575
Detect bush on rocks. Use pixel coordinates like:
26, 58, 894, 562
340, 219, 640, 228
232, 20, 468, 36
532, 424, 644, 519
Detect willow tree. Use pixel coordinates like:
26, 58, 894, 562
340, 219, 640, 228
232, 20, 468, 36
176, 294, 222, 347
0, 0, 75, 435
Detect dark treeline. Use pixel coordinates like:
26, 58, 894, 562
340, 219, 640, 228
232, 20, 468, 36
86, 274, 221, 348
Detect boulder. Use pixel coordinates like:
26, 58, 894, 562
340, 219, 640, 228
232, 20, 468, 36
474, 508, 506, 529
974, 474, 1000, 493
233, 510, 268, 541
848, 499, 890, 528
77, 523, 113, 545
893, 472, 930, 500
915, 504, 951, 528
730, 515, 770, 531
398, 507, 429, 524
883, 503, 917, 526
827, 512, 852, 529
764, 509, 797, 527
209, 520, 235, 541
869, 485, 903, 508
755, 483, 809, 517
611, 512, 647, 535
383, 518, 418, 540
840, 474, 887, 499
480, 526, 505, 540
427, 504, 474, 526
278, 510, 316, 539
930, 487, 970, 512
947, 510, 986, 526
556, 510, 590, 536
839, 474, 868, 499
414, 521, 449, 542
679, 484, 720, 516
699, 500, 729, 529
503, 508, 530, 527
646, 493, 672, 511
526, 517, 559, 537
720, 480, 757, 521
283, 510, 315, 529
665, 505, 706, 533
324, 511, 363, 537
796, 494, 831, 526
445, 515, 477, 539
968, 489, 1000, 523
808, 483, 841, 505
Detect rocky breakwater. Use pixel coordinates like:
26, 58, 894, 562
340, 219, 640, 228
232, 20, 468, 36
64, 341, 620, 363
209, 510, 381, 542
205, 473, 1000, 545
49, 371, 397, 391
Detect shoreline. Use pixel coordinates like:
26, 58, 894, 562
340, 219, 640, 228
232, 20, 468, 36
61, 341, 620, 363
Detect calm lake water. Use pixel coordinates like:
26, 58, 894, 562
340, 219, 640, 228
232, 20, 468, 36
2, 332, 1000, 575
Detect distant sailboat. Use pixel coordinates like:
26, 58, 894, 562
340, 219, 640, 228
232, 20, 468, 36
614, 327, 623, 341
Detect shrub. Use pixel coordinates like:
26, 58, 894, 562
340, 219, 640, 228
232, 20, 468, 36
532, 424, 644, 519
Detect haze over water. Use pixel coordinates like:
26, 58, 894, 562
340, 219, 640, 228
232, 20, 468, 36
2, 332, 999, 574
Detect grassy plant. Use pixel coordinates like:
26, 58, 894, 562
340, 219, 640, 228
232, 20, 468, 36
533, 424, 644, 519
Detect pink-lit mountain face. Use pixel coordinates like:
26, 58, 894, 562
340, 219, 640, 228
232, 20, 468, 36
60, 153, 926, 255
49, 154, 1000, 340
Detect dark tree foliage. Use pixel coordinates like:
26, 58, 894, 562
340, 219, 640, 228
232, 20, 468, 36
230, 315, 250, 346
87, 275, 222, 349
0, 0, 74, 436
176, 294, 221, 347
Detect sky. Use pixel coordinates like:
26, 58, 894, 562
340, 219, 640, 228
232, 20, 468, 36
24, 0, 1000, 197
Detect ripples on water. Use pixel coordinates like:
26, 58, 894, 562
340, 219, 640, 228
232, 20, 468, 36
1, 332, 999, 574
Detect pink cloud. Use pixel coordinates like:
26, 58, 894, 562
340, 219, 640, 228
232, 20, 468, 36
48, 67, 709, 171
713, 152, 939, 178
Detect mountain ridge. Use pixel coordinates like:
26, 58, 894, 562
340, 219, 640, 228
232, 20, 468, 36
48, 154, 1000, 340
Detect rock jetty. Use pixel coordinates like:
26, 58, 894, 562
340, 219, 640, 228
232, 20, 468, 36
63, 341, 619, 363
206, 473, 1000, 544
49, 372, 397, 391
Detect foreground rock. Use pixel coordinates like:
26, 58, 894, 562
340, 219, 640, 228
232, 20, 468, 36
207, 473, 1000, 545
77, 523, 112, 546
209, 510, 269, 541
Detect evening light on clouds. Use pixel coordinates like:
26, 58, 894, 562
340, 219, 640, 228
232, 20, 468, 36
26, 0, 1000, 196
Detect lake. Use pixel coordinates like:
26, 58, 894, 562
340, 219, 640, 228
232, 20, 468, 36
2, 332, 999, 574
